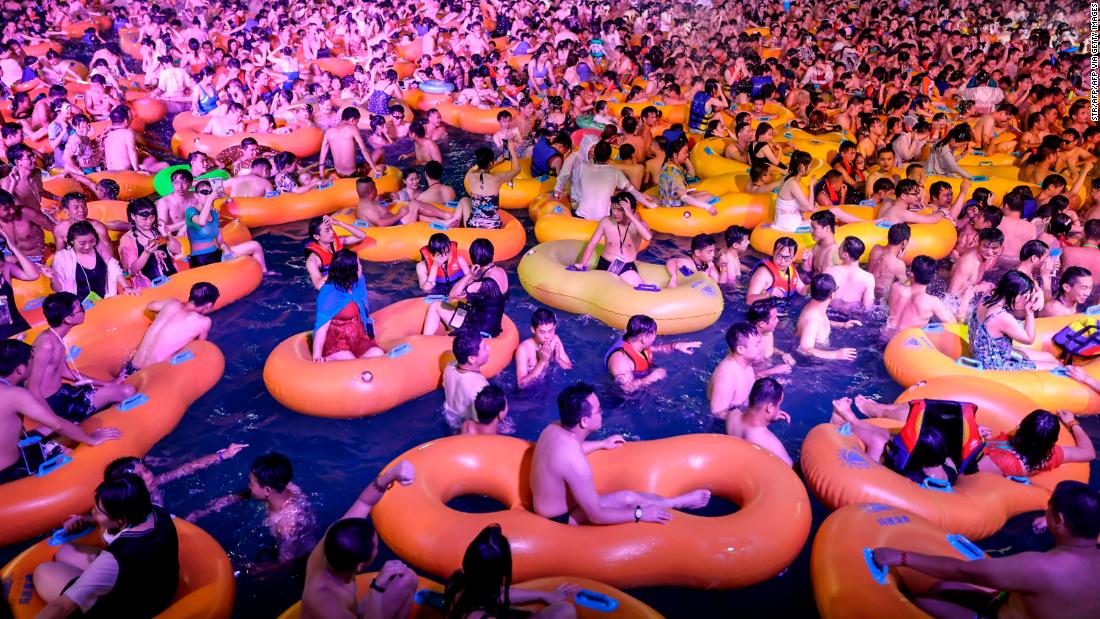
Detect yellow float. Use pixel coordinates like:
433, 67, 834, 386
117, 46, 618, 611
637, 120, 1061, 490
464, 158, 555, 210
640, 173, 772, 235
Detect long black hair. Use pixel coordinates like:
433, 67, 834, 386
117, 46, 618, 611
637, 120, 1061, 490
443, 524, 512, 619
327, 249, 360, 292
1010, 410, 1060, 472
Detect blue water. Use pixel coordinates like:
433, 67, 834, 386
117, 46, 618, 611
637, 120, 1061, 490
4, 35, 1098, 619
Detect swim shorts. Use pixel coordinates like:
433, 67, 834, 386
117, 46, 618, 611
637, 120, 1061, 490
596, 257, 639, 274
188, 248, 223, 268
46, 383, 98, 423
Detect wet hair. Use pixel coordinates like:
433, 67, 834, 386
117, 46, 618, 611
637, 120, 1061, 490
324, 518, 376, 572
746, 300, 778, 326
558, 382, 597, 428
355, 177, 377, 198
531, 308, 556, 329
748, 377, 783, 409
726, 321, 758, 352
1041, 174, 1067, 191
894, 179, 920, 198
1048, 212, 1073, 237
593, 141, 612, 163
341, 107, 361, 122
61, 192, 87, 210
273, 151, 297, 171
427, 233, 451, 255
979, 205, 1003, 228
1019, 239, 1049, 262
240, 137, 258, 148
894, 424, 949, 477
984, 270, 1033, 310
474, 147, 494, 170
624, 314, 657, 340
773, 236, 798, 256
724, 225, 749, 247
250, 452, 293, 492
810, 273, 838, 301
327, 249, 361, 292
840, 236, 865, 261
871, 178, 895, 195
443, 524, 512, 618
468, 238, 494, 266
188, 282, 220, 307
424, 160, 444, 180
785, 151, 812, 179
452, 330, 483, 365
978, 227, 1005, 246
95, 474, 153, 527
109, 106, 130, 125
1049, 480, 1100, 539
929, 181, 951, 202
1056, 266, 1092, 302
1010, 410, 1061, 472
0, 339, 32, 377
690, 233, 715, 253
810, 210, 836, 232
473, 385, 507, 423
104, 456, 142, 480
903, 255, 935, 285
43, 292, 80, 328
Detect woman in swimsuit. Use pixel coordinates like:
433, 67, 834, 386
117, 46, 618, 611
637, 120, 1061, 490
773, 150, 816, 232
48, 221, 129, 301
422, 238, 510, 337
191, 68, 220, 116
459, 145, 521, 230
366, 68, 401, 116
312, 249, 383, 362
117, 198, 180, 290
748, 122, 786, 174
968, 270, 1061, 371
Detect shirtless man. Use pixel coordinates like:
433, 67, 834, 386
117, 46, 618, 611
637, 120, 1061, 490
223, 159, 275, 198
200, 103, 244, 137
0, 340, 120, 484
102, 106, 165, 173
2, 144, 59, 212
26, 293, 136, 423
406, 122, 442, 165
353, 177, 418, 227
607, 314, 700, 393
442, 331, 490, 423
1018, 239, 1058, 300
52, 193, 114, 261
999, 192, 1039, 260
747, 298, 796, 371
722, 122, 753, 164
796, 274, 860, 361
121, 283, 219, 377
873, 481, 1100, 619
461, 386, 508, 436
574, 192, 653, 288
717, 225, 751, 285
423, 109, 448, 142
876, 180, 951, 226
1042, 267, 1093, 317
298, 463, 418, 619
515, 308, 572, 389
948, 227, 1004, 315
80, 75, 116, 120
416, 161, 457, 205
157, 169, 199, 235
0, 188, 50, 261
319, 107, 378, 178
867, 223, 910, 300
804, 210, 840, 275
887, 256, 960, 331
708, 322, 764, 419
531, 382, 711, 525
825, 237, 875, 308
491, 111, 521, 153
665, 233, 719, 288
725, 378, 793, 466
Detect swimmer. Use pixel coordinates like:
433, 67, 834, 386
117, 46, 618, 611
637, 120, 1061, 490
353, 177, 417, 226
607, 314, 701, 394
725, 378, 793, 466
717, 225, 751, 285
120, 283, 220, 378
531, 382, 711, 525
887, 256, 961, 331
804, 210, 840, 275
746, 237, 808, 305
515, 308, 573, 389
868, 222, 910, 301
796, 274, 860, 361
223, 158, 276, 198
405, 121, 442, 165
3, 144, 60, 213
1042, 267, 1093, 317
1018, 239, 1058, 300
157, 169, 200, 236
313, 249, 383, 362
747, 299, 797, 372
665, 233, 719, 288
319, 107, 378, 178
416, 161, 459, 205
876, 180, 950, 226
573, 192, 652, 288
460, 385, 508, 436
415, 232, 470, 295
948, 227, 1004, 315
708, 322, 765, 420
824, 236, 875, 308
102, 105, 166, 173
442, 331, 490, 423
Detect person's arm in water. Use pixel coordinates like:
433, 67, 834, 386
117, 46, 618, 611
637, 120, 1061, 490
608, 349, 667, 393
353, 128, 381, 175
871, 547, 1044, 594
156, 443, 249, 485
798, 320, 857, 360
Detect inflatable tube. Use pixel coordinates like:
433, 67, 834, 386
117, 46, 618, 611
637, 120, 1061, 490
372, 434, 810, 589
277, 572, 663, 619
171, 126, 324, 158
263, 297, 519, 418
883, 318, 1100, 414
463, 158, 555, 210
812, 503, 988, 619
331, 206, 526, 263
0, 340, 224, 545
308, 57, 355, 78
518, 240, 723, 334
3, 518, 235, 618
576, 115, 606, 130
220, 168, 403, 228
640, 173, 772, 235
528, 195, 651, 251
603, 97, 689, 125
43, 171, 155, 200
454, 105, 507, 134
62, 15, 113, 38
956, 149, 1019, 167
734, 103, 796, 130
129, 96, 170, 124
802, 377, 1089, 540
153, 165, 231, 196
689, 138, 750, 179
418, 79, 455, 94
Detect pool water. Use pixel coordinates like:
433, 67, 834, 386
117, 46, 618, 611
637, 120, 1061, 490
4, 39, 1099, 619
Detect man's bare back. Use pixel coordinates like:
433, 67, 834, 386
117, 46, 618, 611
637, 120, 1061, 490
130, 299, 212, 370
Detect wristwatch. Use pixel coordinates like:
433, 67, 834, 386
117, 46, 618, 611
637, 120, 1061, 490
370, 578, 386, 593
634, 505, 643, 523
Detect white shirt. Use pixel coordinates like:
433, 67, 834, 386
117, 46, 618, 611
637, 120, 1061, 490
575, 164, 632, 220
442, 362, 488, 422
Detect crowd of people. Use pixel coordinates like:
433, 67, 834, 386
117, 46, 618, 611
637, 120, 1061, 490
2, 0, 1100, 617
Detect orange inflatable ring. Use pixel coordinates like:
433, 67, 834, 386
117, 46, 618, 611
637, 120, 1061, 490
220, 168, 403, 228
801, 377, 1089, 540
812, 503, 988, 619
640, 173, 772, 236
883, 316, 1100, 414
527, 195, 650, 250
3, 518, 235, 618
129, 96, 170, 124
372, 434, 811, 589
171, 126, 324, 158
331, 206, 526, 263
43, 171, 156, 200
263, 297, 519, 418
22, 42, 61, 56
454, 105, 507, 134
0, 340, 224, 545
277, 572, 663, 619
602, 97, 688, 125
463, 159, 556, 210
62, 16, 113, 38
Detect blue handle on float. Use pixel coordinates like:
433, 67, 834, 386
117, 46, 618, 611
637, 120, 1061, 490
150, 275, 169, 287
1049, 248, 1062, 258
574, 589, 619, 612
946, 534, 984, 560
264, 190, 281, 198
955, 356, 983, 370
875, 221, 893, 229
759, 115, 772, 120
318, 180, 334, 190
864, 548, 889, 585
795, 225, 812, 233
118, 393, 149, 412
923, 323, 944, 333
38, 453, 72, 477
1086, 304, 1100, 316
1007, 475, 1030, 485
971, 150, 986, 156
413, 589, 446, 610
423, 295, 446, 303
979, 161, 992, 167
429, 222, 449, 231
445, 200, 460, 208
354, 219, 371, 227
536, 174, 551, 182
565, 265, 587, 272
634, 283, 660, 292
1050, 366, 1070, 377
654, 101, 664, 106
859, 199, 875, 207
170, 350, 196, 365
704, 147, 715, 155
68, 346, 82, 360
377, 200, 390, 207
553, 206, 564, 213
23, 296, 45, 311
388, 343, 412, 358
972, 175, 988, 182
220, 252, 235, 262
920, 477, 954, 492
686, 176, 700, 184
49, 524, 93, 546
837, 422, 852, 436
784, 132, 794, 139
706, 196, 720, 205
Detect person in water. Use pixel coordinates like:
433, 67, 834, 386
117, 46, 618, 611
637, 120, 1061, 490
0, 226, 40, 338
515, 308, 572, 389
312, 249, 384, 363
304, 215, 366, 290
117, 198, 180, 290
120, 282, 221, 378
708, 322, 766, 420
48, 221, 131, 300
887, 255, 961, 332
796, 273, 861, 361
460, 385, 509, 437
416, 232, 471, 295
606, 314, 701, 394
746, 237, 808, 305
573, 191, 653, 288
968, 270, 1061, 371
665, 233, 719, 288
422, 238, 509, 337
530, 382, 711, 525
725, 377, 793, 466
824, 236, 875, 308
1041, 266, 1093, 317
873, 481, 1100, 619
442, 330, 491, 424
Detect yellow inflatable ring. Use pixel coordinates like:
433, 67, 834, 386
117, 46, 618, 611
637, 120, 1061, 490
640, 173, 772, 235
464, 158, 555, 210
527, 195, 652, 250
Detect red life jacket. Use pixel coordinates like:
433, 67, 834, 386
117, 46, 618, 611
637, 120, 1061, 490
756, 259, 798, 297
604, 339, 652, 378
419, 241, 463, 285
304, 236, 345, 273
